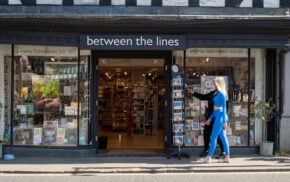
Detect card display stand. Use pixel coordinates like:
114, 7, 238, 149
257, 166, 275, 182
167, 65, 189, 159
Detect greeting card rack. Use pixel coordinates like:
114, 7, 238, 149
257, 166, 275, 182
167, 64, 189, 159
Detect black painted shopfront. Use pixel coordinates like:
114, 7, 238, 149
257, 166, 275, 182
0, 21, 288, 156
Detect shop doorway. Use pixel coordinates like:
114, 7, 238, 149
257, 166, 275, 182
92, 51, 171, 155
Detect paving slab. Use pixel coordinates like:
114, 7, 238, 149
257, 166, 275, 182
0, 155, 290, 174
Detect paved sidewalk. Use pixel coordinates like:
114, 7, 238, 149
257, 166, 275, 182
0, 155, 290, 174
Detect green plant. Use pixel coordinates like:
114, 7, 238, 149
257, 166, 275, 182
33, 80, 60, 99
254, 97, 276, 141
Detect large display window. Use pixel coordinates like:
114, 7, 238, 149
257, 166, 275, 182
10, 45, 90, 146
172, 48, 266, 147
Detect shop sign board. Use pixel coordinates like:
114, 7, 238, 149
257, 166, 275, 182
80, 35, 187, 50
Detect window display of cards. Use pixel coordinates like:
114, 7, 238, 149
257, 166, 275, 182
192, 122, 200, 130
173, 124, 184, 133
33, 128, 42, 145
43, 120, 58, 128
43, 129, 57, 144
173, 135, 184, 145
185, 137, 193, 145
185, 119, 193, 126
173, 90, 184, 98
173, 112, 184, 122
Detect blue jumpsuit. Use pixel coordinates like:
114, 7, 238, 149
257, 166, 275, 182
207, 91, 230, 156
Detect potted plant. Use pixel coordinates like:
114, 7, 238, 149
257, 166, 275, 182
254, 97, 276, 156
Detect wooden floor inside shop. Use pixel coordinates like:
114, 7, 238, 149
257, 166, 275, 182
99, 128, 164, 149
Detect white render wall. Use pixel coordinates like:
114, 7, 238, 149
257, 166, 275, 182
280, 52, 290, 152
6, 0, 282, 8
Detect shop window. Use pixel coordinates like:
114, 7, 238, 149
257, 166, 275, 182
12, 45, 86, 146
0, 44, 12, 145
79, 50, 90, 145
172, 48, 266, 147
250, 49, 266, 145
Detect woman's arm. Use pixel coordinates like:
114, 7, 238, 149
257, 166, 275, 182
193, 91, 214, 100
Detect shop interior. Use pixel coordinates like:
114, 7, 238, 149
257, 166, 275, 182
98, 58, 165, 151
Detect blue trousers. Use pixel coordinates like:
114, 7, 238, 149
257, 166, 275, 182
208, 110, 230, 156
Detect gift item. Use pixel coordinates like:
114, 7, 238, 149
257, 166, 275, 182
25, 103, 34, 114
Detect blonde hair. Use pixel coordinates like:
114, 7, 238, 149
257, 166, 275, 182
214, 77, 228, 100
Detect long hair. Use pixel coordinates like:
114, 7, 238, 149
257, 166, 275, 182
214, 76, 228, 100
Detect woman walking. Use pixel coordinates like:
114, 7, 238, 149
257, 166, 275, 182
201, 77, 231, 163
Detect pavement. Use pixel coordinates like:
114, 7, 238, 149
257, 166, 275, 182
0, 155, 290, 174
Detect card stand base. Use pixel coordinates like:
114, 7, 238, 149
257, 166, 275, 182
167, 145, 190, 160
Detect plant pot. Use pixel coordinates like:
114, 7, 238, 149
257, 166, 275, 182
259, 141, 274, 156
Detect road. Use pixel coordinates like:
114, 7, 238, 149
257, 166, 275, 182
0, 172, 290, 182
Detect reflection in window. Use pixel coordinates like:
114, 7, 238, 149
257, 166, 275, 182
173, 48, 266, 147
13, 45, 81, 146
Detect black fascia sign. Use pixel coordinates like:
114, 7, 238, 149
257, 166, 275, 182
80, 35, 187, 50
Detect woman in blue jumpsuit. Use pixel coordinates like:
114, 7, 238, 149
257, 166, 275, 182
203, 77, 231, 163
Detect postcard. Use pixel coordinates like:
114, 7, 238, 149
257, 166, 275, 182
173, 124, 184, 133
173, 112, 184, 121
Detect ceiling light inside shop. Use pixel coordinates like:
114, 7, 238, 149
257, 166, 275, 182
51, 58, 55, 62
101, 59, 106, 64
142, 74, 146, 77
124, 72, 127, 75
206, 57, 209, 62
148, 73, 152, 76
153, 59, 158, 64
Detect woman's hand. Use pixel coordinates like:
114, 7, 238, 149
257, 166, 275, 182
205, 119, 211, 125
186, 89, 194, 95
223, 123, 228, 130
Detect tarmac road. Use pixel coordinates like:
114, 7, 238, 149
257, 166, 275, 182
1, 172, 290, 182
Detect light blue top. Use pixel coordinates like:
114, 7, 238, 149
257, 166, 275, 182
208, 91, 228, 123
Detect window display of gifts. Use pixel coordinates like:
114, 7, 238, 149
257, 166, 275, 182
25, 103, 34, 114
20, 86, 29, 100
173, 112, 184, 122
27, 117, 34, 128
233, 105, 241, 117
173, 124, 184, 133
226, 125, 233, 136
193, 136, 198, 145
192, 122, 200, 130
235, 121, 242, 130
198, 135, 204, 146
43, 129, 57, 144
43, 120, 58, 128
16, 105, 27, 115
239, 108, 248, 117
185, 137, 193, 145
185, 119, 193, 125
56, 128, 65, 144
33, 128, 42, 145
19, 116, 28, 129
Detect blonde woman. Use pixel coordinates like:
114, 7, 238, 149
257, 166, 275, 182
201, 77, 231, 163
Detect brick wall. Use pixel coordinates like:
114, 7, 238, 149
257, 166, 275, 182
0, 0, 287, 8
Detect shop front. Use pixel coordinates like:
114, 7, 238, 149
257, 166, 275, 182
0, 33, 286, 157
